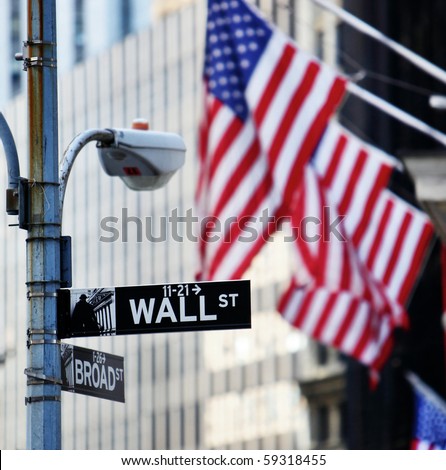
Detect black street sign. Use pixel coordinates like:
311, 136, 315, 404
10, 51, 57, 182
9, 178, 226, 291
57, 280, 251, 339
60, 344, 125, 403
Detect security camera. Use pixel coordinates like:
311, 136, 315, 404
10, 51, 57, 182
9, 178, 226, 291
97, 128, 186, 191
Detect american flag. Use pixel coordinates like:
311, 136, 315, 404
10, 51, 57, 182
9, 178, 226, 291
312, 121, 401, 246
196, 0, 346, 280
278, 165, 402, 376
279, 124, 434, 376
407, 372, 446, 450
196, 0, 435, 378
311, 122, 434, 313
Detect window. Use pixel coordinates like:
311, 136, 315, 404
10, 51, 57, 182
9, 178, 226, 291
121, 0, 132, 38
316, 30, 324, 60
316, 405, 329, 443
74, 0, 85, 63
317, 343, 329, 365
10, 0, 22, 95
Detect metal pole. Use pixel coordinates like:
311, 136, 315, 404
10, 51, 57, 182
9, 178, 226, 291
347, 82, 446, 147
26, 0, 61, 449
312, 0, 446, 86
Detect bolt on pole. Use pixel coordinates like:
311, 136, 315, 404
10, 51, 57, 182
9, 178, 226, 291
25, 0, 61, 449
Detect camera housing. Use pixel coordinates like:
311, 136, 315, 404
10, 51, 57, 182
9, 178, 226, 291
97, 128, 186, 191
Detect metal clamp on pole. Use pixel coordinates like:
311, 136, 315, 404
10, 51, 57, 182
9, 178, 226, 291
27, 328, 57, 336
23, 57, 57, 69
24, 368, 63, 386
26, 291, 59, 298
26, 328, 60, 349
27, 339, 60, 348
25, 396, 61, 406
15, 40, 57, 71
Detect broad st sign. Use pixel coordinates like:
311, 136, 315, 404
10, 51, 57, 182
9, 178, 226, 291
57, 280, 251, 339
61, 344, 125, 403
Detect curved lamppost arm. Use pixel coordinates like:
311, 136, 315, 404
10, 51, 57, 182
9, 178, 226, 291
0, 112, 20, 189
59, 129, 114, 220
0, 112, 21, 216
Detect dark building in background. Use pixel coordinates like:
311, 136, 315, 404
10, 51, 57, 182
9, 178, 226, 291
339, 0, 446, 449
340, 0, 446, 154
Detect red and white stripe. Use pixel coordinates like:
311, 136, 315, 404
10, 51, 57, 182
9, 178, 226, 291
279, 282, 395, 373
312, 121, 400, 245
196, 28, 346, 281
278, 166, 401, 374
358, 189, 433, 309
311, 122, 434, 311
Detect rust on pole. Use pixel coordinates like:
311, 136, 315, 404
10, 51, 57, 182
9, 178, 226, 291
25, 0, 61, 449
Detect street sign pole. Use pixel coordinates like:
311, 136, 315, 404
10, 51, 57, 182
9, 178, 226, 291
25, 0, 61, 449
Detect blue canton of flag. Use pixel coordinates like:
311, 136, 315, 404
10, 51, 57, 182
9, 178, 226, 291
204, 0, 272, 120
407, 372, 446, 450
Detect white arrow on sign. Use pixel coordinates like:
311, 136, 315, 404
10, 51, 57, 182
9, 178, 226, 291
192, 284, 201, 295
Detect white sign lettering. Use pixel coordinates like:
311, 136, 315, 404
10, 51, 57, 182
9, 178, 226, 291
129, 297, 155, 324
128, 295, 217, 324
74, 359, 124, 391
218, 293, 239, 308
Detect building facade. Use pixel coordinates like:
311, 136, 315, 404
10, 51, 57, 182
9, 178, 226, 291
0, 0, 347, 449
0, 0, 152, 108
